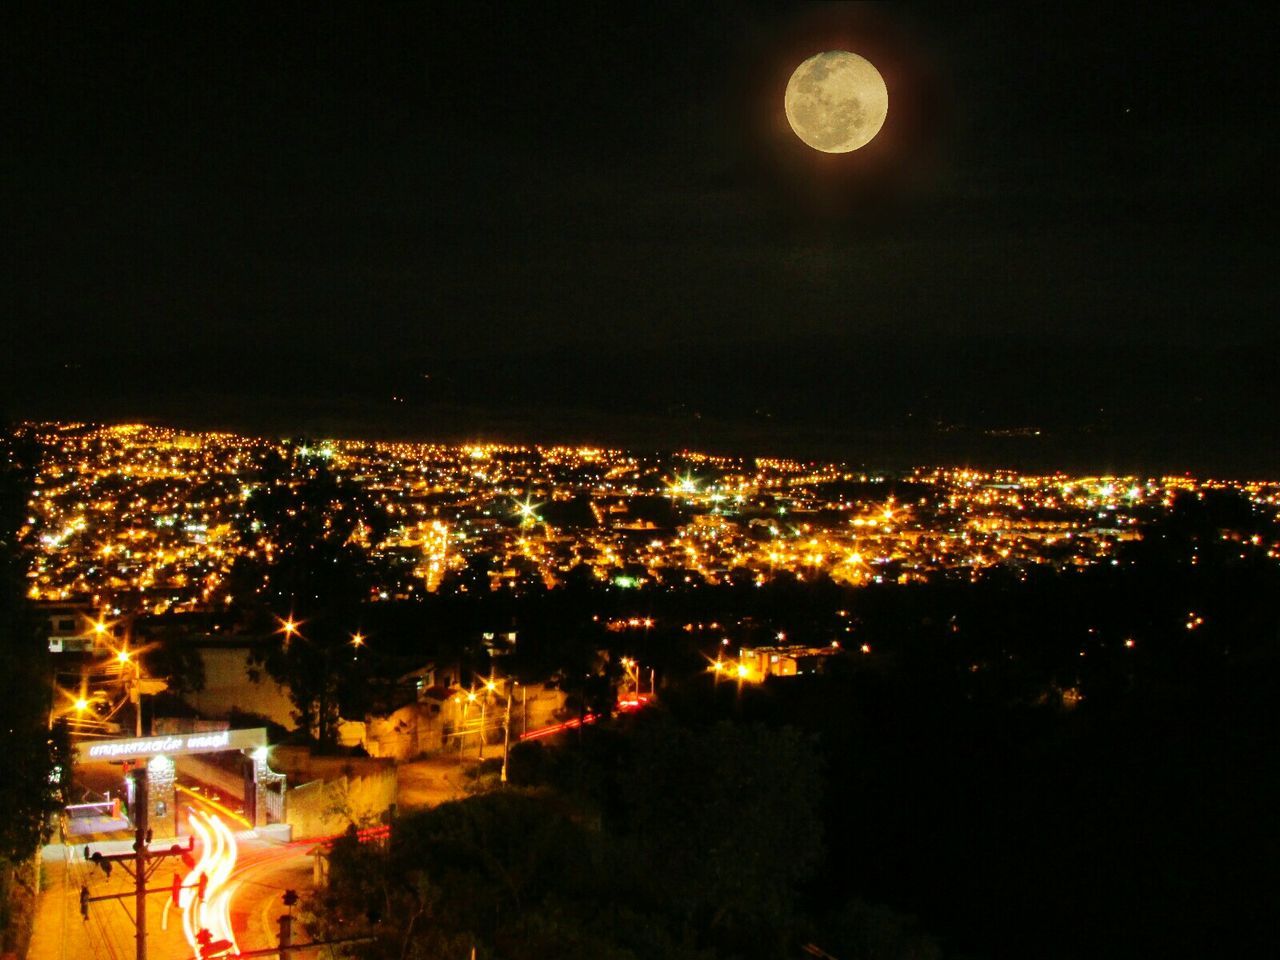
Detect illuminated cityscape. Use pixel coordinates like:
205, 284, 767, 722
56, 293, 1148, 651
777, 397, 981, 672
25, 421, 1280, 615
6, 4, 1277, 959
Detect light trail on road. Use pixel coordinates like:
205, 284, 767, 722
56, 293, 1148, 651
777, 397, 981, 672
163, 809, 241, 959
176, 782, 252, 829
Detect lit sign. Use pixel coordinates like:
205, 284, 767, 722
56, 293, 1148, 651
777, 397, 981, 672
78, 728, 266, 761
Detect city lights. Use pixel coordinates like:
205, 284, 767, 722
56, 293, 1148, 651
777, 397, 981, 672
15, 423, 1279, 613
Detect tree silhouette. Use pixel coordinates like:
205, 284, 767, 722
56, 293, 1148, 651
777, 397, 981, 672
233, 441, 390, 748
0, 427, 70, 865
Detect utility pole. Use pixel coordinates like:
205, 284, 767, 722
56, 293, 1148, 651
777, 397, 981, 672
134, 768, 148, 960
81, 767, 196, 960
500, 682, 513, 783
123, 655, 166, 737
277, 913, 292, 960
131, 664, 143, 737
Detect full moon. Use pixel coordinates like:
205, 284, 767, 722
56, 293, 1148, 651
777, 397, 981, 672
785, 50, 888, 153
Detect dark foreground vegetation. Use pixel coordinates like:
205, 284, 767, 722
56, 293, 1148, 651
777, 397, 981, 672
5, 422, 1277, 959
0, 433, 69, 956
311, 493, 1280, 960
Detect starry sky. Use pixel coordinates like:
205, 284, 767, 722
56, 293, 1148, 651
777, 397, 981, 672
4, 3, 1276, 472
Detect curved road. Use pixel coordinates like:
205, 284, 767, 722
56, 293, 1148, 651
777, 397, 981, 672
30, 819, 314, 960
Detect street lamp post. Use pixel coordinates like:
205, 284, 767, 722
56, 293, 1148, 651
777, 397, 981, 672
479, 674, 498, 760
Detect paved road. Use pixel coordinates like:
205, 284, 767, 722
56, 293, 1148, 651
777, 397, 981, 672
32, 840, 201, 960
29, 826, 314, 960
224, 841, 314, 952
34, 753, 484, 959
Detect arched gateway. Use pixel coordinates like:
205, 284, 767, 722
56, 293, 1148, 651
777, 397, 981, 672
75, 728, 286, 837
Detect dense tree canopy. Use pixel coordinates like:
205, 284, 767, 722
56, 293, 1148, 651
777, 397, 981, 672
0, 430, 67, 863
307, 713, 896, 960
230, 442, 390, 746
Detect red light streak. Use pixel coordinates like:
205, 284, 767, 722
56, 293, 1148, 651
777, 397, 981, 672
162, 809, 241, 959
517, 713, 598, 742
312, 823, 392, 846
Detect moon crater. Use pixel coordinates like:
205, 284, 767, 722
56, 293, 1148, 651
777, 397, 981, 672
785, 51, 888, 153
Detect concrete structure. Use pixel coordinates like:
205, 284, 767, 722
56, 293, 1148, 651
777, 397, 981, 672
37, 600, 130, 654
181, 641, 295, 729
340, 681, 568, 760
269, 747, 397, 840
738, 644, 842, 679
73, 727, 285, 835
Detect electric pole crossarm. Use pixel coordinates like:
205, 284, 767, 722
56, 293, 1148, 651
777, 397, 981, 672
85, 887, 174, 903
85, 872, 205, 905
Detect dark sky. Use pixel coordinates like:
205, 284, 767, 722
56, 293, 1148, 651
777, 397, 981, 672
4, 3, 1277, 472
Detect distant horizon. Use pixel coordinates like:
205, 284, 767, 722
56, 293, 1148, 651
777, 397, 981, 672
7, 5, 1276, 485
11, 410, 1274, 481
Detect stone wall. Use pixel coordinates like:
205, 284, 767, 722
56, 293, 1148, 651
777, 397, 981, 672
269, 747, 398, 840
283, 768, 397, 840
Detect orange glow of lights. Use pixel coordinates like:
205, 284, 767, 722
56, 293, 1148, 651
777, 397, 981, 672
278, 616, 301, 645
166, 810, 240, 960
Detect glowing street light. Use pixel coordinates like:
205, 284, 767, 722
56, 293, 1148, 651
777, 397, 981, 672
514, 496, 543, 526
350, 631, 366, 648
277, 616, 301, 646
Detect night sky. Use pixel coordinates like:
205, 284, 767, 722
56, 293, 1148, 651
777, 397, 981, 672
5, 3, 1276, 472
